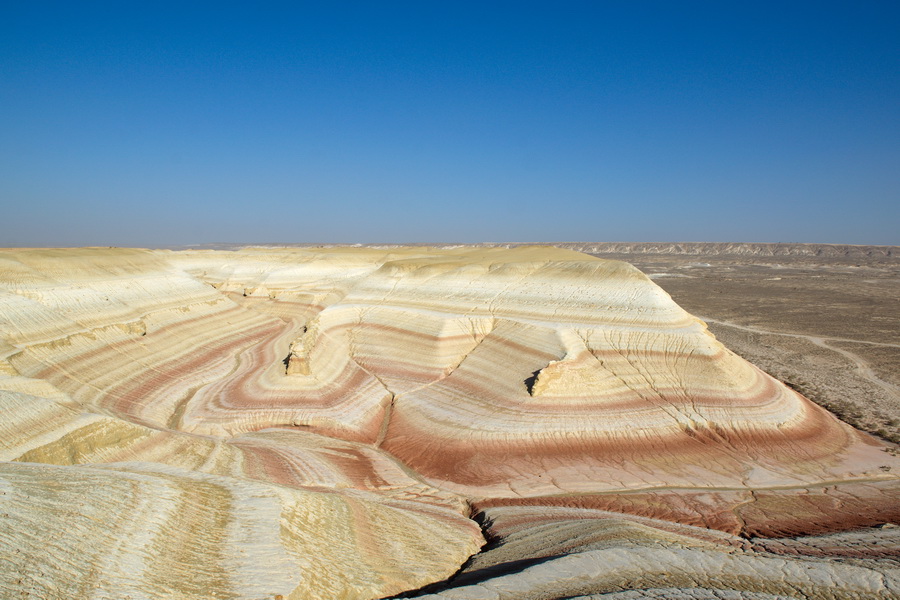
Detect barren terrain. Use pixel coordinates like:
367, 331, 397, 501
576, 244, 900, 444
0, 244, 897, 599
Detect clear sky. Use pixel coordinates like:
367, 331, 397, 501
2, 2, 898, 246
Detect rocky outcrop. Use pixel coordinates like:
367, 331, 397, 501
401, 506, 900, 599
0, 246, 897, 599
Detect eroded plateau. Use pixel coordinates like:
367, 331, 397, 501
0, 244, 897, 600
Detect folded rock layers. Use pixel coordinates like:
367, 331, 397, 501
0, 245, 897, 599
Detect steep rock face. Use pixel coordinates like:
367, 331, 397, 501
0, 246, 897, 599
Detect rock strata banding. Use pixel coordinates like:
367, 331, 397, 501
0, 245, 897, 599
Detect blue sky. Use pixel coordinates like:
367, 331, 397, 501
2, 2, 898, 246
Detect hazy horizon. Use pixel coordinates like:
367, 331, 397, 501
2, 2, 898, 246
6, 241, 898, 252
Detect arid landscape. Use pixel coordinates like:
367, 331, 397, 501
0, 243, 897, 599
577, 243, 900, 445
5, 2, 898, 598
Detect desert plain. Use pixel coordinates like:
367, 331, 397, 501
0, 243, 897, 599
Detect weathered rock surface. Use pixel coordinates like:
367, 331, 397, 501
404, 506, 900, 599
0, 246, 897, 599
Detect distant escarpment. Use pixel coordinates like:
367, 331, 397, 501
554, 241, 899, 259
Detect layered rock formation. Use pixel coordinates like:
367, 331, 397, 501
0, 246, 897, 599
411, 506, 900, 599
